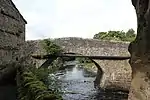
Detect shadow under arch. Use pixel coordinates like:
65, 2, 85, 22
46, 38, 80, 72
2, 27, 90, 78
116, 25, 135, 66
63, 52, 104, 86
63, 52, 103, 70
38, 52, 104, 87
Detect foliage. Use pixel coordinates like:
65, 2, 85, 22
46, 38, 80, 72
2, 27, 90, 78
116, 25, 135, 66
93, 28, 136, 42
42, 39, 63, 54
16, 40, 64, 100
76, 57, 92, 63
31, 67, 62, 94
17, 65, 62, 100
30, 67, 52, 85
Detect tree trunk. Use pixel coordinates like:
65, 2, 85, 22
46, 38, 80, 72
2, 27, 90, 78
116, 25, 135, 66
129, 0, 150, 99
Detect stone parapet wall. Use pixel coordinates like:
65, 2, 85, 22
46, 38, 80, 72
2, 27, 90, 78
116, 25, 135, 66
54, 37, 130, 56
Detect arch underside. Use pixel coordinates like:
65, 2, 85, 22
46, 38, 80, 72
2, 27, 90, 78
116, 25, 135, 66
34, 51, 131, 90
39, 52, 104, 87
40, 52, 103, 71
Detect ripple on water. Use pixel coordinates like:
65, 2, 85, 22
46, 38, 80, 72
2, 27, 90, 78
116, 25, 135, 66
55, 63, 128, 100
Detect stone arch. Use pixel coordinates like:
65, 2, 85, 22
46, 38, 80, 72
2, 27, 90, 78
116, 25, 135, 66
62, 52, 104, 87
63, 52, 103, 71
38, 52, 104, 87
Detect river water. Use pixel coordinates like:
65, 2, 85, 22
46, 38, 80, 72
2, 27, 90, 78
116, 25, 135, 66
53, 61, 129, 100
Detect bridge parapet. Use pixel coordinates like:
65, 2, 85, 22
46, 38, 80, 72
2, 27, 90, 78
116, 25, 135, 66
53, 37, 130, 56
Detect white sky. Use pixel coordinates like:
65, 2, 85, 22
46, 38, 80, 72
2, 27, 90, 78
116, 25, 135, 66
12, 0, 137, 40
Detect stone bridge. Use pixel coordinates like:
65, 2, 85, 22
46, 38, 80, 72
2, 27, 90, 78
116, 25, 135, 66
1, 0, 150, 99
54, 37, 130, 56
29, 37, 132, 91
54, 37, 132, 90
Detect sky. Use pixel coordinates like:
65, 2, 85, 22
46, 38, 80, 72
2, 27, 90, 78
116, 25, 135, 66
12, 0, 137, 40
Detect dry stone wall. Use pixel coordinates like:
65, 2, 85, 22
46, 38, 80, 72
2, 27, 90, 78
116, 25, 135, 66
0, 0, 26, 65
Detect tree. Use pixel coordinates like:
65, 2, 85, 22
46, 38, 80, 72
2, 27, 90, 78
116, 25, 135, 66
93, 28, 136, 42
42, 39, 63, 54
126, 28, 136, 37
93, 32, 107, 39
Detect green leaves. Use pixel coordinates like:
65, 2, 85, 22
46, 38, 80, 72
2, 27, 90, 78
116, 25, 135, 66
17, 66, 62, 100
93, 28, 136, 42
42, 39, 63, 55
76, 57, 92, 63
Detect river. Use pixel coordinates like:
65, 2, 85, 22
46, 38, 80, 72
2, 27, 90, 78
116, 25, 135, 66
52, 61, 129, 100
